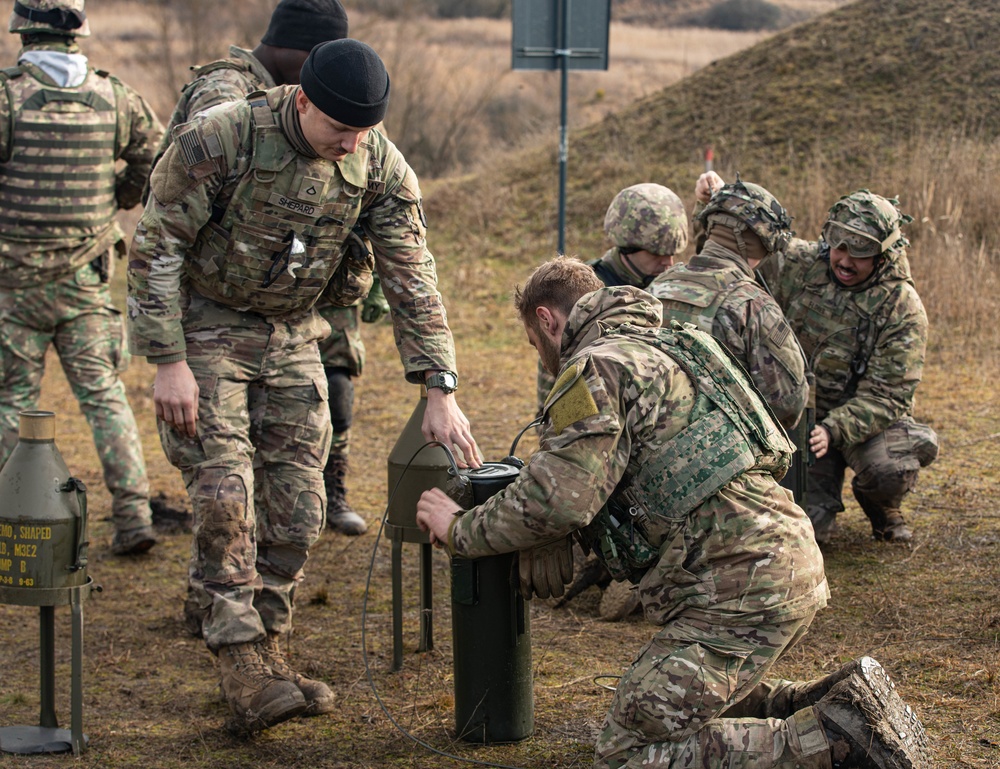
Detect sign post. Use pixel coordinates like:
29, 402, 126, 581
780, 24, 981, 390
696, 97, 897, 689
512, 0, 610, 255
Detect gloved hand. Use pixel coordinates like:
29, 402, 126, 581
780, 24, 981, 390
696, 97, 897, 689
361, 277, 389, 323
516, 536, 574, 600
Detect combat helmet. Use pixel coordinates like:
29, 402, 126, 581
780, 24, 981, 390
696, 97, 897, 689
604, 183, 689, 257
698, 176, 793, 255
9, 0, 89, 37
822, 190, 911, 259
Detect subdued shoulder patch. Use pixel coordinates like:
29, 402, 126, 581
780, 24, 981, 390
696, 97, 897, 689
547, 359, 599, 435
173, 123, 223, 177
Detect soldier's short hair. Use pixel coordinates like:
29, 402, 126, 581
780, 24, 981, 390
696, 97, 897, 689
514, 256, 603, 323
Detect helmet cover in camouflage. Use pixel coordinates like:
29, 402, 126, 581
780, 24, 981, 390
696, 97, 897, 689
604, 183, 689, 257
824, 189, 912, 255
9, 0, 88, 36
698, 177, 793, 254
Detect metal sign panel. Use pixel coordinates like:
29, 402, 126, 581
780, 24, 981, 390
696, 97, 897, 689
512, 0, 610, 71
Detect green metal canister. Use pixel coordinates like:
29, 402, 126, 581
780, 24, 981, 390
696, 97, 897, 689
0, 411, 88, 590
450, 462, 533, 744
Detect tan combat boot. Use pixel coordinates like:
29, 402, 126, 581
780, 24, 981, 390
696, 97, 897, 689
218, 642, 307, 735
258, 634, 336, 715
877, 510, 913, 542
815, 657, 932, 768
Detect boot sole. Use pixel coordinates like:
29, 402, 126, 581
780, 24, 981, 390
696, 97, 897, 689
823, 657, 932, 768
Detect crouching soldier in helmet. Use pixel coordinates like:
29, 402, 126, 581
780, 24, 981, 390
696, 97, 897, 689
760, 191, 938, 545
0, 0, 163, 555
417, 256, 932, 769
648, 177, 808, 432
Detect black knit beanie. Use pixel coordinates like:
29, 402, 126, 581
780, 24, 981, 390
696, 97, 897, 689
300, 39, 390, 127
260, 0, 349, 52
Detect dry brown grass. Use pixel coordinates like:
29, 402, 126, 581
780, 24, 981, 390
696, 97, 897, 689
1, 1, 999, 767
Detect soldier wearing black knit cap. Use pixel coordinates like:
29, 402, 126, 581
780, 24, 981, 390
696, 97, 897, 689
152, 0, 351, 174
131, 39, 480, 736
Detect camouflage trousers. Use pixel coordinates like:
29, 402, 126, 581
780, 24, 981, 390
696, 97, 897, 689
807, 416, 939, 538
0, 264, 152, 533
159, 319, 331, 651
317, 302, 364, 465
593, 612, 831, 768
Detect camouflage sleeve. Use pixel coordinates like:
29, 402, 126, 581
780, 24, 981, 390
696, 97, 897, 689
759, 237, 818, 311
184, 68, 257, 120
714, 293, 807, 430
127, 104, 249, 362
361, 133, 456, 382
0, 76, 10, 161
114, 79, 164, 210
451, 341, 695, 558
451, 355, 627, 557
822, 285, 928, 448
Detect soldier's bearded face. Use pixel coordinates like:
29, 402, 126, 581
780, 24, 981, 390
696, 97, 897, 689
525, 320, 562, 377
297, 93, 372, 162
829, 246, 876, 286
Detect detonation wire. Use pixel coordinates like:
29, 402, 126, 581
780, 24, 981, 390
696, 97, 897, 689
360, 440, 527, 769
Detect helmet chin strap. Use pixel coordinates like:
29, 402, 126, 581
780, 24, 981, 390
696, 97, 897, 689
619, 249, 655, 287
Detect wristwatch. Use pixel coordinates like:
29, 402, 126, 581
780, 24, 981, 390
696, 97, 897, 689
425, 370, 459, 394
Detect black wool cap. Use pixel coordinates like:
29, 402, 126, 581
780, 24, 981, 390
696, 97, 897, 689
260, 0, 349, 52
300, 39, 390, 127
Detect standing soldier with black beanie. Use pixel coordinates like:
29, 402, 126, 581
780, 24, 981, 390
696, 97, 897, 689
0, 0, 164, 555
130, 39, 480, 736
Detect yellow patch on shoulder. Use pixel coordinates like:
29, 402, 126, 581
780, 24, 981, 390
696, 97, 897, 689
549, 363, 599, 435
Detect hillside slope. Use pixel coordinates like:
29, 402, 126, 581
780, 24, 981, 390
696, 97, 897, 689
427, 0, 1000, 269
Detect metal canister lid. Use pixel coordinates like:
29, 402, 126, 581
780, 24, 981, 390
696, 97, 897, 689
18, 410, 55, 441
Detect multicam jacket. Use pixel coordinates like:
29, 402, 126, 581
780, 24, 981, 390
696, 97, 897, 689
151, 46, 274, 175
761, 238, 928, 450
451, 287, 827, 627
647, 241, 807, 430
129, 84, 455, 379
0, 41, 162, 287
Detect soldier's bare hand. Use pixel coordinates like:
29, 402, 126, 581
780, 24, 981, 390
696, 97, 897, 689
154, 361, 200, 437
422, 389, 483, 469
416, 487, 461, 548
695, 171, 725, 203
809, 424, 831, 459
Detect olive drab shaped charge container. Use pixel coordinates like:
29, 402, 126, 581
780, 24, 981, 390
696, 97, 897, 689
0, 410, 88, 588
385, 388, 454, 670
450, 462, 533, 744
0, 410, 93, 757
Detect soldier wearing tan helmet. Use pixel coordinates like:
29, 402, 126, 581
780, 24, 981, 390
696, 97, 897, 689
0, 0, 163, 555
761, 190, 938, 545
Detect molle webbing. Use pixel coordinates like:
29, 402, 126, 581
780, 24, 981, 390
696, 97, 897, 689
609, 324, 792, 520
655, 263, 748, 334
0, 67, 118, 236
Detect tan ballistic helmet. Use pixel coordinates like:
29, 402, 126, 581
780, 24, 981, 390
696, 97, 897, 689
9, 0, 89, 37
604, 183, 689, 257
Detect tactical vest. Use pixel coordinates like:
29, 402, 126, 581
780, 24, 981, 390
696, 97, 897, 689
163, 59, 257, 142
653, 261, 760, 334
782, 258, 895, 417
187, 93, 374, 315
0, 64, 123, 240
574, 323, 794, 582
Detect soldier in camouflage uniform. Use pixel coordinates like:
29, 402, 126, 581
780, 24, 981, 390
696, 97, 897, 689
417, 257, 931, 769
761, 191, 938, 545
0, 0, 163, 555
129, 39, 479, 735
647, 178, 807, 431
152, 0, 375, 636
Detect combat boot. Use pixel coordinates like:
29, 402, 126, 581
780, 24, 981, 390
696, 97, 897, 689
217, 642, 307, 736
111, 524, 157, 556
598, 580, 641, 621
815, 656, 932, 768
874, 510, 913, 543
323, 453, 368, 535
258, 634, 336, 715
